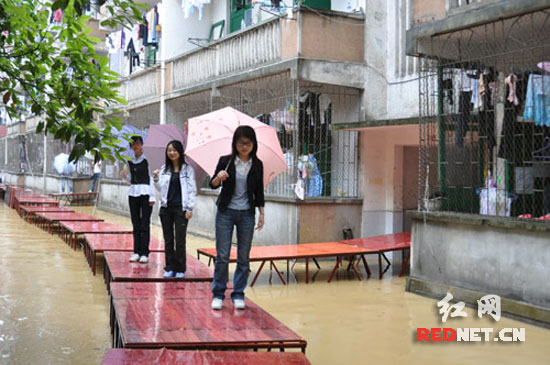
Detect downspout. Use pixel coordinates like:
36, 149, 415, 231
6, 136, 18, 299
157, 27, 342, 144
159, 0, 167, 125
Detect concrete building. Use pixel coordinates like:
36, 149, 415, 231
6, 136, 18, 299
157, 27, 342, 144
406, 0, 550, 325
1, 0, 421, 248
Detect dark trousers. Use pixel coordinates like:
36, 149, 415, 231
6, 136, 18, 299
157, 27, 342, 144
159, 206, 188, 272
128, 195, 152, 256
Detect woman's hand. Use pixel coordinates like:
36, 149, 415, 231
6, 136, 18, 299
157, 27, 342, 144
120, 169, 127, 180
217, 170, 229, 182
149, 201, 155, 207
185, 211, 193, 219
255, 213, 264, 231
152, 169, 160, 180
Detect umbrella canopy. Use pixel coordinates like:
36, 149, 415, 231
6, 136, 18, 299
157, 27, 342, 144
107, 125, 147, 160
143, 124, 207, 188
185, 107, 287, 187
53, 153, 76, 175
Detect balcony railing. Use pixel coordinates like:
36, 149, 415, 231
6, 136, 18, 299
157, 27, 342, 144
171, 19, 281, 91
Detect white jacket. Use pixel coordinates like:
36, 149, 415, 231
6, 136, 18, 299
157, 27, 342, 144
154, 164, 197, 211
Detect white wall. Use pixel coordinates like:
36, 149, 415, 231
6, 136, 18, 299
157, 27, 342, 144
163, 0, 228, 60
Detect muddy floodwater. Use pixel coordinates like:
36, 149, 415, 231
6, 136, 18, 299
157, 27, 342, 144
1, 204, 549, 364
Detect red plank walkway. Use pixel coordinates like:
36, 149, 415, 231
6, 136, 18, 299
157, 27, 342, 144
59, 221, 132, 250
104, 251, 213, 291
339, 232, 411, 279
110, 282, 307, 352
19, 205, 74, 223
84, 234, 165, 275
34, 211, 104, 234
103, 349, 311, 365
197, 242, 369, 285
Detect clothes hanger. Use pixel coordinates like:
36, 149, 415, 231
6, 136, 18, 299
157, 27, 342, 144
534, 137, 550, 159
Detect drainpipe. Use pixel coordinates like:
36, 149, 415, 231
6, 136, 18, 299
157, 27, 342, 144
159, 0, 167, 125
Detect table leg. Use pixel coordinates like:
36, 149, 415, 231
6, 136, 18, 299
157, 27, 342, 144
327, 256, 342, 283
250, 260, 266, 287
305, 258, 309, 284
270, 260, 287, 285
312, 258, 321, 269
378, 253, 382, 279
361, 254, 371, 277
349, 257, 362, 281
398, 250, 410, 277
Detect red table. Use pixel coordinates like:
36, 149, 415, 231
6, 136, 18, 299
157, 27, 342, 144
34, 212, 104, 234
103, 251, 213, 291
197, 242, 369, 286
59, 221, 132, 250
19, 205, 74, 223
102, 349, 311, 365
84, 234, 165, 275
109, 282, 307, 352
15, 196, 59, 215
339, 232, 411, 279
49, 192, 97, 206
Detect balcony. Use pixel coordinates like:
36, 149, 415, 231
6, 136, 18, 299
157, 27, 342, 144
118, 8, 365, 106
407, 0, 550, 57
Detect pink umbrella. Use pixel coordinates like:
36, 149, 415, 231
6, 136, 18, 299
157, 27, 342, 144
143, 124, 207, 187
185, 107, 287, 187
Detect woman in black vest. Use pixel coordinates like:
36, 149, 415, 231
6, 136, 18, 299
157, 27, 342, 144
121, 136, 156, 263
209, 126, 265, 310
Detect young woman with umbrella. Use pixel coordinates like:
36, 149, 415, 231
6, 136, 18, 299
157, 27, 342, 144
209, 126, 265, 310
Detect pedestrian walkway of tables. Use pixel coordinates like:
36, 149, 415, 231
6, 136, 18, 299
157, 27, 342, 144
15, 194, 59, 215
19, 205, 74, 223
340, 232, 411, 279
84, 234, 165, 275
49, 192, 97, 206
109, 282, 307, 352
34, 211, 104, 234
104, 252, 213, 291
197, 233, 411, 285
59, 221, 132, 250
102, 349, 311, 365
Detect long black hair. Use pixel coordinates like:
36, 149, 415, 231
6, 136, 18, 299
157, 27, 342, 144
164, 140, 186, 172
231, 126, 258, 160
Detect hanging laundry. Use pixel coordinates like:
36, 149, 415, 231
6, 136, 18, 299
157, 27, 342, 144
523, 73, 550, 127
306, 154, 323, 197
318, 94, 331, 124
53, 9, 63, 23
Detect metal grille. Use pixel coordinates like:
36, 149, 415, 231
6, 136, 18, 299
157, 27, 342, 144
418, 10, 550, 218
165, 72, 361, 198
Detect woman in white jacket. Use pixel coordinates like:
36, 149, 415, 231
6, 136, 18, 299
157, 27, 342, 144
152, 140, 197, 279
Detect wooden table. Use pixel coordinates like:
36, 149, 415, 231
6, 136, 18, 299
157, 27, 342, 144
19, 205, 74, 223
339, 232, 411, 279
84, 234, 165, 275
109, 282, 307, 352
197, 242, 369, 286
49, 192, 97, 206
103, 251, 213, 291
102, 349, 311, 365
15, 196, 59, 215
59, 221, 132, 250
34, 212, 104, 234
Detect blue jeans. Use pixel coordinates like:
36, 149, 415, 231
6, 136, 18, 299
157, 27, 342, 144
212, 209, 255, 301
90, 173, 100, 192
61, 177, 73, 193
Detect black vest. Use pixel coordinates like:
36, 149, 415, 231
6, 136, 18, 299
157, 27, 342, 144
128, 159, 150, 185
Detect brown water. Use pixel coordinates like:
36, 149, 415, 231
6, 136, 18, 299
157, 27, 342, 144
1, 204, 549, 364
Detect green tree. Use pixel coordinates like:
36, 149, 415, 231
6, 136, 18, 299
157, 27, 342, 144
0, 0, 145, 162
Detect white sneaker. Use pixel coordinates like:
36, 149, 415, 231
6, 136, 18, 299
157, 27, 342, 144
211, 298, 223, 310
139, 255, 149, 263
129, 253, 140, 262
233, 299, 246, 310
